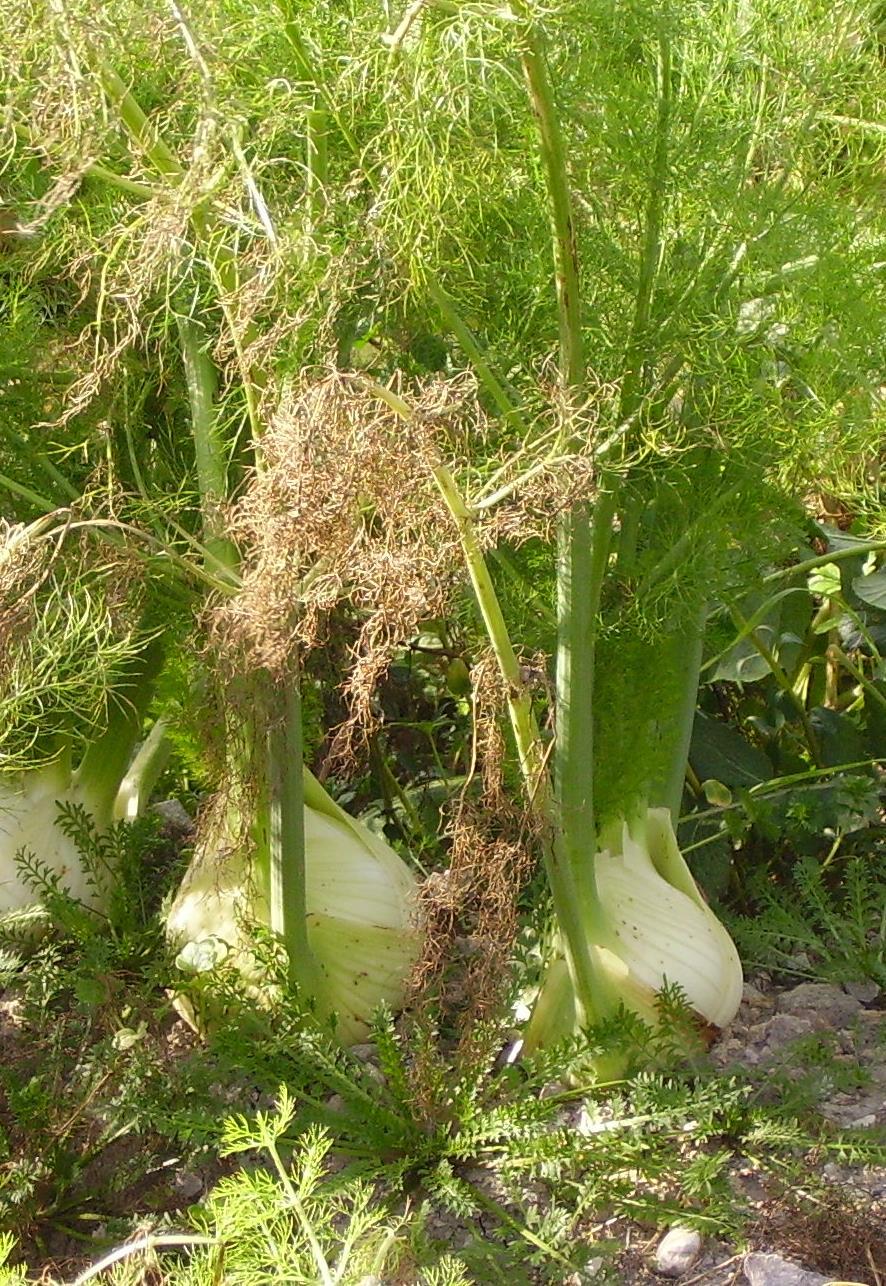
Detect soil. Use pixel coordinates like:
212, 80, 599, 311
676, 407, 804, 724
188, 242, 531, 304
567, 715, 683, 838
2, 976, 884, 1284
604, 976, 886, 1284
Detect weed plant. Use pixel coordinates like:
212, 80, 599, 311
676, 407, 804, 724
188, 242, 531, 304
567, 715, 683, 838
730, 847, 886, 987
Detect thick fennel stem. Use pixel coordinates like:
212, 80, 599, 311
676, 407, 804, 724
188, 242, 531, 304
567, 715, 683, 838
0, 471, 57, 511
180, 330, 320, 999
429, 462, 549, 801
76, 638, 164, 818
517, 9, 625, 1018
98, 68, 184, 180
619, 34, 672, 416
264, 675, 322, 999
515, 13, 584, 399
173, 224, 318, 999
177, 316, 239, 574
647, 604, 707, 824
113, 717, 171, 820
763, 541, 886, 583
305, 101, 328, 236
432, 461, 613, 1019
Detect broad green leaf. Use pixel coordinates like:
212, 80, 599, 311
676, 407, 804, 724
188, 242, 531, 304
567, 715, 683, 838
852, 567, 886, 611
690, 712, 773, 788
808, 706, 867, 768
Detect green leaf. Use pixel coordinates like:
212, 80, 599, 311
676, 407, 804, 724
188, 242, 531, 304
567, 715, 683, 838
852, 567, 886, 611
702, 779, 733, 807
861, 679, 886, 756
808, 563, 841, 598
808, 707, 867, 768
74, 975, 107, 1007
690, 712, 773, 788
112, 1024, 146, 1052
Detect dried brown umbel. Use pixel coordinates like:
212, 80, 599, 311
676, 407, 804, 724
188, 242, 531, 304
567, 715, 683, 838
209, 373, 473, 746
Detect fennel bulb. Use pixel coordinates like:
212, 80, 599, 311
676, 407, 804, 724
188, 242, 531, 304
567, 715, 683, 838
166, 792, 422, 1044
0, 759, 107, 915
524, 808, 742, 1051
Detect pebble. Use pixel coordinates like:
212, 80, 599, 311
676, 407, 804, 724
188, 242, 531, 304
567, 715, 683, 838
562, 1263, 605, 1284
173, 1169, 204, 1200
819, 1088, 885, 1128
653, 1226, 703, 1277
775, 983, 862, 1029
747, 1013, 814, 1050
843, 979, 881, 1004
742, 983, 773, 1009
742, 1252, 828, 1286
349, 1043, 386, 1083
151, 798, 195, 834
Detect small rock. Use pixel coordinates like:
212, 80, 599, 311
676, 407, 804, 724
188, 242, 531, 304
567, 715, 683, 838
851, 1112, 877, 1128
350, 1042, 379, 1064
820, 1089, 885, 1128
493, 1037, 524, 1070
742, 983, 772, 1008
654, 1226, 703, 1277
776, 982, 862, 1028
152, 799, 194, 835
748, 1013, 814, 1051
743, 1252, 827, 1286
562, 1264, 605, 1285
173, 1169, 204, 1200
843, 979, 881, 1004
349, 1044, 386, 1083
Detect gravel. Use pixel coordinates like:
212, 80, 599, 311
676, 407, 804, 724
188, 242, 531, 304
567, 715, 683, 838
653, 1226, 704, 1276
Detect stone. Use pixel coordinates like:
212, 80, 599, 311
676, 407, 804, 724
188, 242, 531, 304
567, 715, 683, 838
653, 1226, 703, 1277
349, 1042, 379, 1063
173, 1169, 204, 1200
743, 1253, 828, 1286
742, 983, 772, 1008
748, 1013, 814, 1052
350, 1043, 385, 1083
151, 799, 194, 834
819, 1089, 885, 1128
775, 983, 862, 1029
843, 979, 881, 1004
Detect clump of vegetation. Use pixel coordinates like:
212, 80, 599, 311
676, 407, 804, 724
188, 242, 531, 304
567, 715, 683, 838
0, 0, 884, 1276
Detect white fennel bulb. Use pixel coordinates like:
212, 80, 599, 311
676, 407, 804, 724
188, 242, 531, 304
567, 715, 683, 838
524, 807, 742, 1052
594, 809, 743, 1027
166, 794, 422, 1044
0, 760, 106, 916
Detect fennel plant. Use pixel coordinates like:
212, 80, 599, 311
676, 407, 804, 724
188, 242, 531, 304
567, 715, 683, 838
1, 0, 883, 1053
